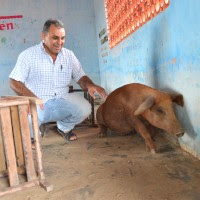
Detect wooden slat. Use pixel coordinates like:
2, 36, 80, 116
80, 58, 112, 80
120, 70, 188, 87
0, 179, 39, 197
0, 99, 29, 107
0, 107, 19, 186
18, 105, 37, 181
28, 97, 43, 105
10, 106, 25, 167
0, 166, 26, 178
1, 96, 43, 105
0, 123, 6, 172
30, 104, 45, 180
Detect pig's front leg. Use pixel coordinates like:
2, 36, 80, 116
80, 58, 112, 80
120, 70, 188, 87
133, 118, 156, 154
98, 124, 107, 137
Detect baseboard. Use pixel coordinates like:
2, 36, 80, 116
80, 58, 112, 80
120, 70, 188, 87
180, 143, 200, 160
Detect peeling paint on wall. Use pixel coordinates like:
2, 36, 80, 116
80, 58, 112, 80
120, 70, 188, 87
1, 37, 7, 43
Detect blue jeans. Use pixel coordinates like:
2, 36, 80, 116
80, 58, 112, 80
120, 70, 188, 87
36, 93, 91, 133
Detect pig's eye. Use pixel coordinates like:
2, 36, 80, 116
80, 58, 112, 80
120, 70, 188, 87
155, 107, 165, 115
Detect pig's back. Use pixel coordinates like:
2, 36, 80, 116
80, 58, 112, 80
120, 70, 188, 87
101, 83, 158, 133
105, 83, 159, 107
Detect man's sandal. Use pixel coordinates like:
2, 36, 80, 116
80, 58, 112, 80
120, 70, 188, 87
57, 128, 77, 141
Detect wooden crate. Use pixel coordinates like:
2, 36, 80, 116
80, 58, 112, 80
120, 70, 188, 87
0, 96, 53, 197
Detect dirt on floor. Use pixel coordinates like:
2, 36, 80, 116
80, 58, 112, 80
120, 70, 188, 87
1, 127, 200, 200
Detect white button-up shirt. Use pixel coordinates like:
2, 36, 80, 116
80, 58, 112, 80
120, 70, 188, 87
9, 42, 86, 101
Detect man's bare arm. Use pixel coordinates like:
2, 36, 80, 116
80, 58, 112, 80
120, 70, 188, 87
78, 76, 94, 91
78, 76, 107, 99
10, 78, 37, 97
10, 78, 44, 110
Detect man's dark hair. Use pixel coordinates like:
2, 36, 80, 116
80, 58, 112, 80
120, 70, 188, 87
42, 19, 64, 34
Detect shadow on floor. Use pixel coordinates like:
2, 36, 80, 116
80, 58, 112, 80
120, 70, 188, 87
1, 127, 200, 200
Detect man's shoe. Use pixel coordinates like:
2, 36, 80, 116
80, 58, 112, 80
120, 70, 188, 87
57, 128, 77, 141
39, 123, 47, 137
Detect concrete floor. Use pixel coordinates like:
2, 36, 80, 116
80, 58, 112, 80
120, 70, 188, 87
1, 127, 200, 200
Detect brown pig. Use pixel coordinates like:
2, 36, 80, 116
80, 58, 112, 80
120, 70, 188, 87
96, 83, 184, 153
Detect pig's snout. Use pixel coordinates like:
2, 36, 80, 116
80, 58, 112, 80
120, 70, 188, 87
171, 122, 184, 138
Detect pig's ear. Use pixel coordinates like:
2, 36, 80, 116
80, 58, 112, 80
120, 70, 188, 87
134, 96, 155, 115
170, 93, 184, 107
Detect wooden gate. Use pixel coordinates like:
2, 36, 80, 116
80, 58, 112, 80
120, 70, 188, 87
0, 96, 53, 197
